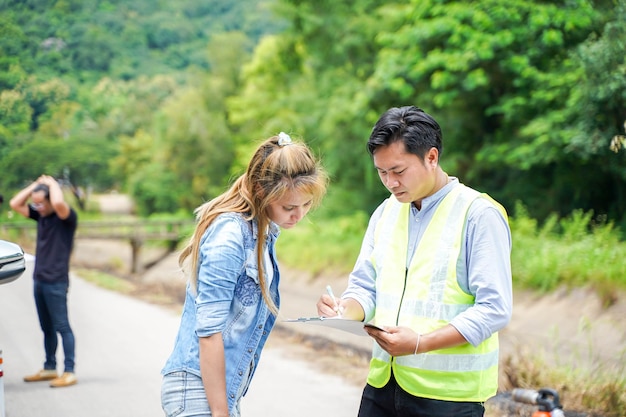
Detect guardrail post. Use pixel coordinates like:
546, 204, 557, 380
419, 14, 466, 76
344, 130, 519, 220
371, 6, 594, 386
130, 238, 143, 274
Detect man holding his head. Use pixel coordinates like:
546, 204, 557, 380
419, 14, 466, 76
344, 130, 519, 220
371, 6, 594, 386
10, 174, 78, 388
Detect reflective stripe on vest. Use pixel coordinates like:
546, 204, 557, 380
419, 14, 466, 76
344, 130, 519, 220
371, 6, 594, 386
367, 184, 505, 402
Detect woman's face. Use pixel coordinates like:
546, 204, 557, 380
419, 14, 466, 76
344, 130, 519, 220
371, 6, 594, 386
266, 189, 314, 229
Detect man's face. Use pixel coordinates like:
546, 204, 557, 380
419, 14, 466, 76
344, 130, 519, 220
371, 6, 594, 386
30, 191, 54, 217
373, 141, 438, 206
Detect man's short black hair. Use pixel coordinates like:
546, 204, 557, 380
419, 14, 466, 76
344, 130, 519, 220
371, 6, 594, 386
33, 184, 50, 200
367, 105, 443, 159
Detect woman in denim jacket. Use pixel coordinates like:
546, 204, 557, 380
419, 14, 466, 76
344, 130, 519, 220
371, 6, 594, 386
161, 133, 328, 417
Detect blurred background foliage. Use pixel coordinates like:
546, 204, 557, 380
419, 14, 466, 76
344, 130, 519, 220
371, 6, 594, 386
0, 0, 625, 232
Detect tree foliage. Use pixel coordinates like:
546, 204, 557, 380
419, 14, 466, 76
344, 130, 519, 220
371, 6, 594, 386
0, 0, 282, 214
0, 0, 624, 232
232, 0, 625, 226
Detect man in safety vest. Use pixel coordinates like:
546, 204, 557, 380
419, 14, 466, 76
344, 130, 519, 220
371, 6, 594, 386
317, 105, 512, 417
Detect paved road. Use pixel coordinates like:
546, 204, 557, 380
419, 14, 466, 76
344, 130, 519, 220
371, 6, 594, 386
0, 257, 362, 417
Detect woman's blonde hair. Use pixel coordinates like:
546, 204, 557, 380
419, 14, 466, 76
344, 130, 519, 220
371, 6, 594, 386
179, 134, 328, 315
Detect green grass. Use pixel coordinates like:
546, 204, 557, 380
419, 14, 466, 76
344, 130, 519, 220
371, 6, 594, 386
73, 268, 137, 294
510, 203, 626, 305
275, 210, 370, 278
502, 347, 626, 417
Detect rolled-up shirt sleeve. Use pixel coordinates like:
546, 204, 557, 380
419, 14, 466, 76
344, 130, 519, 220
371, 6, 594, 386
195, 215, 246, 337
449, 201, 513, 347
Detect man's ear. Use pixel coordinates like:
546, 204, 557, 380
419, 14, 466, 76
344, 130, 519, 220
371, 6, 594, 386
426, 147, 439, 167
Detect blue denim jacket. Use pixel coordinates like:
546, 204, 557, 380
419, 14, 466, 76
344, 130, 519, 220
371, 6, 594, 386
161, 212, 281, 412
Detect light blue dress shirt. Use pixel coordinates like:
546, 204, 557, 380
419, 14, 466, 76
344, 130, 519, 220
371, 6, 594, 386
343, 178, 512, 347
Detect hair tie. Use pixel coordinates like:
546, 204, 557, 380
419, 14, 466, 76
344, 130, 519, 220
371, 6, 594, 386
278, 132, 293, 146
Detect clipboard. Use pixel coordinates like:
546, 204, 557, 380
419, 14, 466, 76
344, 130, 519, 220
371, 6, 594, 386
284, 316, 387, 336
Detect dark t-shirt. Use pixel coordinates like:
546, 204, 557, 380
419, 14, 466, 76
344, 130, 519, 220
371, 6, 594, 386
29, 206, 78, 284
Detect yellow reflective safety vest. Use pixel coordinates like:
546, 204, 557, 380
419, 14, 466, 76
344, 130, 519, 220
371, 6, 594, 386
367, 184, 507, 402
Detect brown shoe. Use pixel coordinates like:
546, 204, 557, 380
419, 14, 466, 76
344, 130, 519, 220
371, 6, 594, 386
50, 372, 77, 388
24, 369, 58, 382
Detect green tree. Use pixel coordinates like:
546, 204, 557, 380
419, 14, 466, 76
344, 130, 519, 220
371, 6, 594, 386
128, 162, 182, 216
19, 77, 71, 130
508, 1, 626, 224
67, 23, 115, 72
229, 1, 390, 213
109, 33, 253, 213
109, 129, 156, 188
367, 0, 599, 160
0, 90, 32, 135
0, 17, 34, 90
157, 86, 234, 210
0, 135, 115, 193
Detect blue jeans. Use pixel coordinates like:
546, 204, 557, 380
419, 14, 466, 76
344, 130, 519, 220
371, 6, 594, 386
161, 371, 241, 417
357, 371, 485, 417
33, 281, 75, 373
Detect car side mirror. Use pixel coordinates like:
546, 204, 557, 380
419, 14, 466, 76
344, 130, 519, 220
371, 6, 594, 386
0, 240, 26, 285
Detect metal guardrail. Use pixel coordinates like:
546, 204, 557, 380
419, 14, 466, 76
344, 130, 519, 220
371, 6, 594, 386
76, 219, 195, 241
0, 219, 196, 242
0, 219, 196, 273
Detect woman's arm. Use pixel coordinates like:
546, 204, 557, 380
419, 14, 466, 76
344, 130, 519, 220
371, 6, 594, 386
199, 333, 229, 417
195, 215, 247, 417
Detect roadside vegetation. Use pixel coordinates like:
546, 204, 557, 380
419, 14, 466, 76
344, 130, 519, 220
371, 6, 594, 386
500, 347, 625, 417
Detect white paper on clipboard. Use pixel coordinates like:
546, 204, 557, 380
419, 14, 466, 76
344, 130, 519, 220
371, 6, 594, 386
284, 316, 387, 336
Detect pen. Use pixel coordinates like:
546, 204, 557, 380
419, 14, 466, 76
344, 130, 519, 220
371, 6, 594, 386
326, 285, 342, 317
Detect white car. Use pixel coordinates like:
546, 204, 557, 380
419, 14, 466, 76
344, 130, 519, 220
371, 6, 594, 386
1, 239, 26, 417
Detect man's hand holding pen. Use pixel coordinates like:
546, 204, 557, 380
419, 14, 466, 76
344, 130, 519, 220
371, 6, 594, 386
325, 285, 343, 317
317, 286, 344, 318
316, 285, 366, 321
